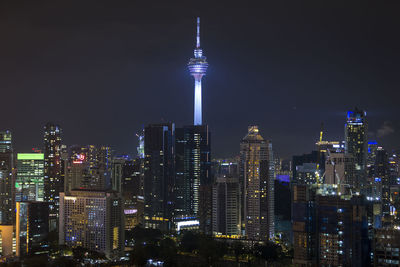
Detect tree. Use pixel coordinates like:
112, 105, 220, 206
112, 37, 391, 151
198, 236, 227, 266
159, 237, 178, 267
232, 241, 245, 263
130, 243, 148, 267
254, 242, 281, 265
132, 225, 162, 244
180, 231, 200, 253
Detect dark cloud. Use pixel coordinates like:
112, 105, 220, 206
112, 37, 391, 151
377, 121, 395, 138
0, 0, 400, 158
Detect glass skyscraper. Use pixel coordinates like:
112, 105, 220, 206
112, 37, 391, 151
345, 108, 368, 189
175, 125, 212, 233
16, 153, 45, 202
143, 123, 175, 231
43, 122, 62, 230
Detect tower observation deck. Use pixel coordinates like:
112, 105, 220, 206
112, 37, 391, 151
188, 17, 209, 126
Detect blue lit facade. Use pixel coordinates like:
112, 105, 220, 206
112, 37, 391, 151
188, 17, 208, 126
345, 108, 368, 189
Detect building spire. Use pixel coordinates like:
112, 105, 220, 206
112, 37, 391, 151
196, 17, 200, 48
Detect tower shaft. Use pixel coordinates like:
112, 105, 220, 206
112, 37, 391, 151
194, 78, 202, 125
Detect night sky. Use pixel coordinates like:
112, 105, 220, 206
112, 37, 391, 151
1, 1, 400, 159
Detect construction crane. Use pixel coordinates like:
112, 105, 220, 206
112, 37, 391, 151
316, 123, 324, 184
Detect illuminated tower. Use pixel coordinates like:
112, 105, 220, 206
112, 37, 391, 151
240, 126, 274, 240
345, 108, 368, 189
188, 17, 208, 126
0, 131, 14, 224
43, 122, 62, 231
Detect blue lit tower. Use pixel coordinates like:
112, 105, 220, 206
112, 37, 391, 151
188, 17, 208, 125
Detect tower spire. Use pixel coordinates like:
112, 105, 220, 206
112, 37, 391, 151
196, 17, 200, 48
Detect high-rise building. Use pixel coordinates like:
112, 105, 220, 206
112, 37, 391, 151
324, 151, 355, 185
175, 125, 212, 233
240, 126, 274, 240
374, 228, 400, 266
374, 147, 390, 214
212, 157, 239, 177
345, 108, 368, 189
292, 185, 371, 267
292, 151, 324, 185
121, 158, 143, 230
212, 175, 240, 236
43, 122, 62, 231
16, 201, 49, 256
16, 153, 45, 202
0, 225, 15, 257
59, 190, 124, 259
389, 151, 400, 186
0, 131, 14, 224
111, 157, 124, 194
143, 123, 175, 231
367, 141, 378, 181
188, 17, 208, 126
64, 145, 112, 193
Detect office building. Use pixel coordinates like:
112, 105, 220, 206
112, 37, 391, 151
367, 141, 378, 181
212, 175, 240, 236
374, 228, 400, 266
111, 157, 124, 194
292, 151, 324, 185
43, 122, 62, 231
143, 123, 175, 230
292, 185, 371, 267
240, 126, 274, 240
16, 153, 45, 202
345, 108, 368, 189
0, 225, 14, 257
59, 190, 124, 259
64, 145, 112, 193
375, 147, 390, 214
121, 158, 143, 230
212, 157, 239, 177
16, 201, 49, 256
175, 125, 212, 233
0, 131, 14, 224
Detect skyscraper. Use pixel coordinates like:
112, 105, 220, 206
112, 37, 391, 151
143, 123, 175, 230
59, 190, 124, 259
240, 126, 274, 240
345, 108, 368, 189
0, 131, 14, 224
188, 17, 208, 126
212, 175, 240, 236
16, 201, 49, 256
43, 122, 62, 231
292, 185, 371, 267
374, 147, 390, 214
16, 153, 45, 202
175, 125, 212, 232
121, 158, 143, 230
64, 145, 112, 193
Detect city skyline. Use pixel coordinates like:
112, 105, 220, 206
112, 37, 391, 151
0, 3, 400, 265
1, 1, 399, 158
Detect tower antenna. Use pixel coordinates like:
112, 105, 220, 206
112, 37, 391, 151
196, 17, 200, 48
